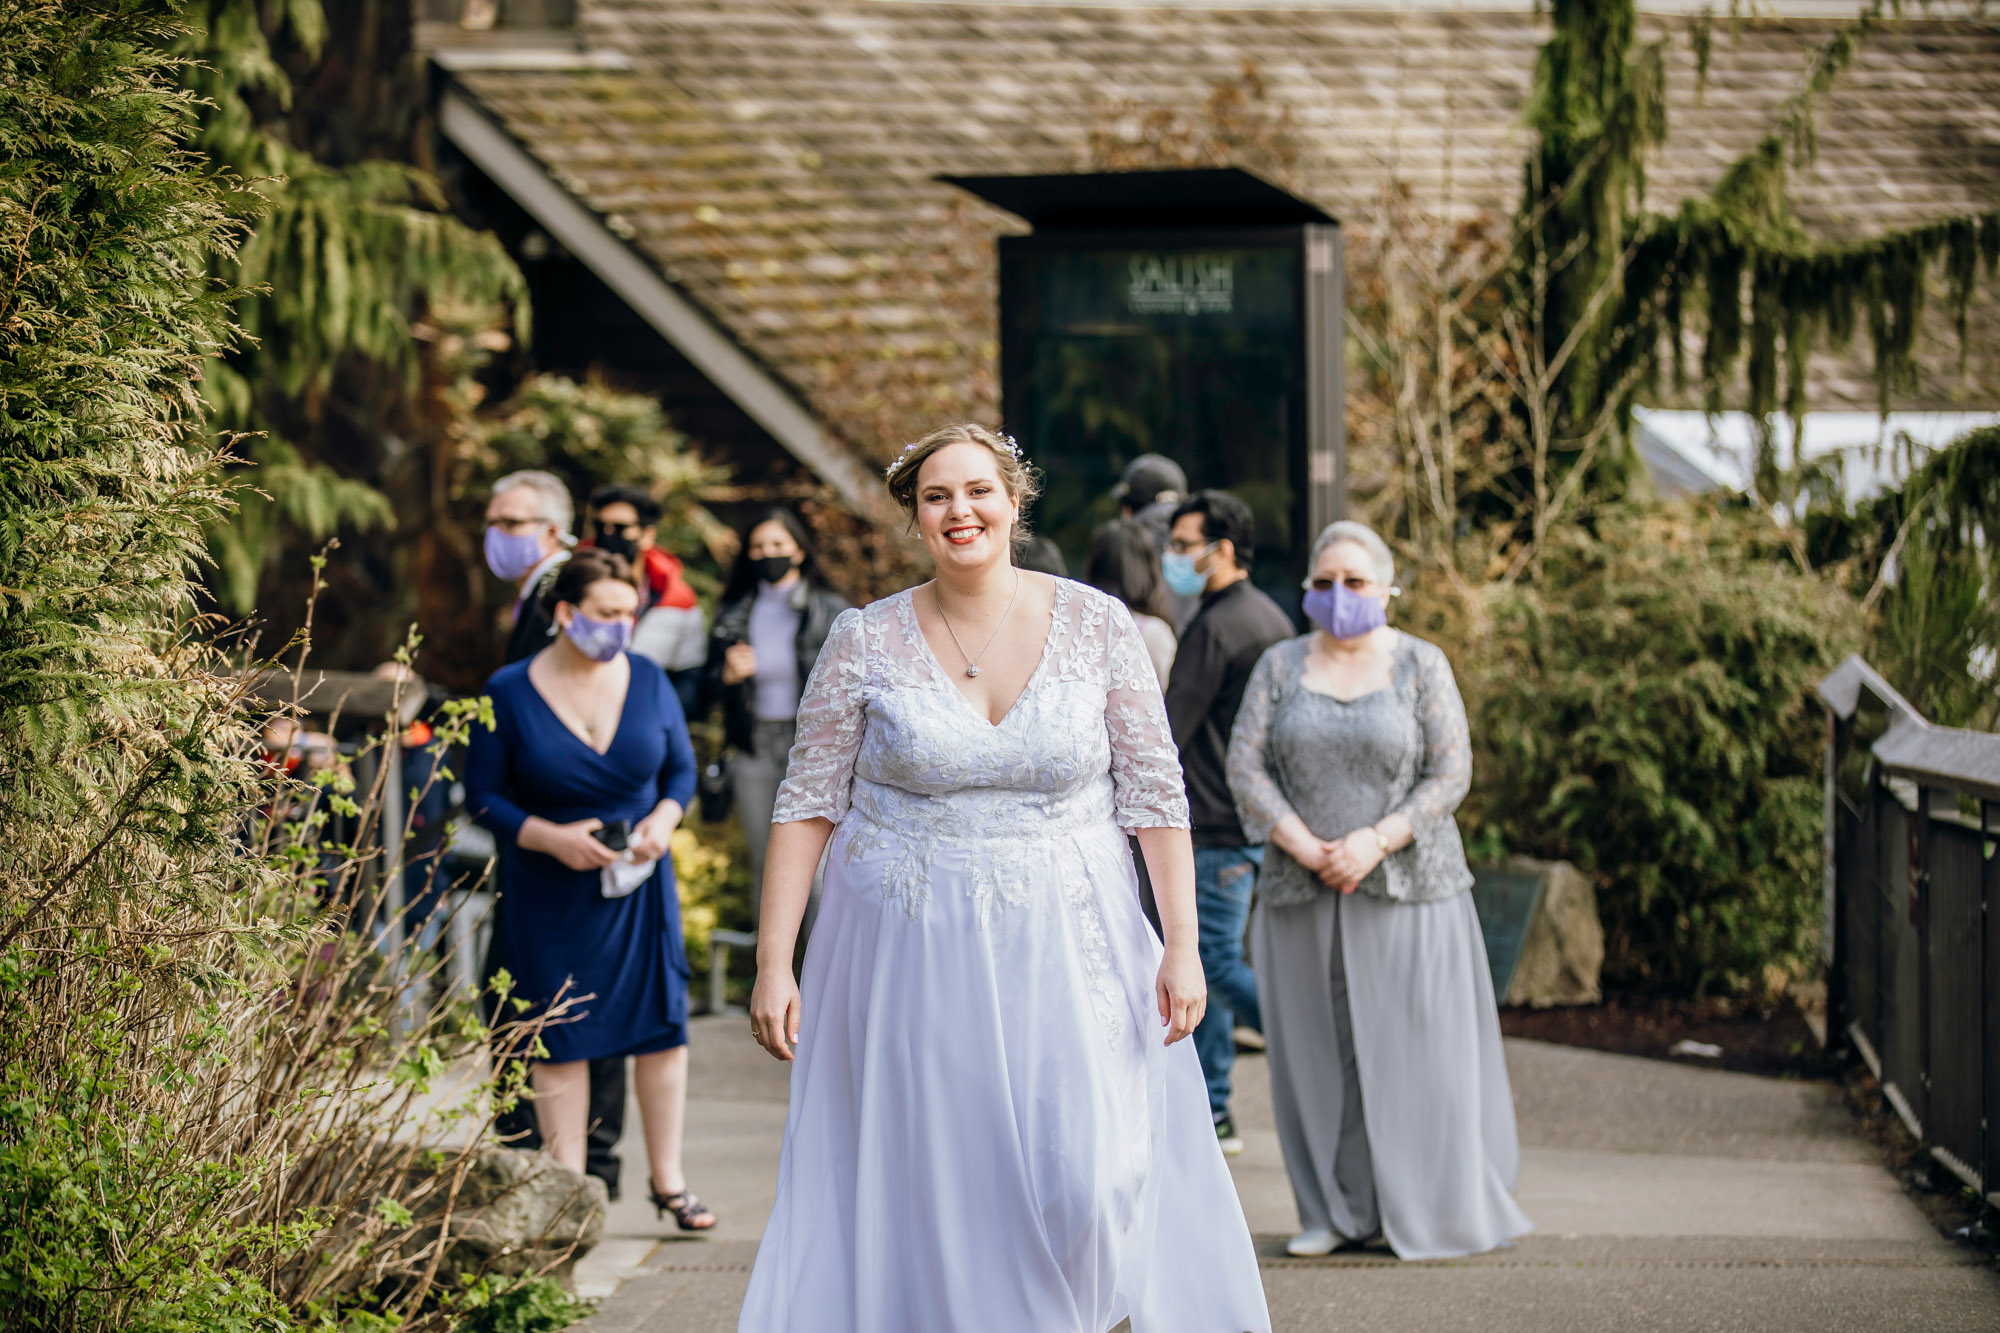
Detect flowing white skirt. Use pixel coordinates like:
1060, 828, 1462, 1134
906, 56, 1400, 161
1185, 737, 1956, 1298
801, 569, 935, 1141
738, 818, 1271, 1333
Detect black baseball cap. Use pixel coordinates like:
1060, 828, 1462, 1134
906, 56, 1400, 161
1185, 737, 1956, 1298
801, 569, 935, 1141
1112, 453, 1187, 508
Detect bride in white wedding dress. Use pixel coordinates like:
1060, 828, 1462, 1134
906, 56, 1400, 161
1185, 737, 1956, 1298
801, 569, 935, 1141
738, 425, 1269, 1333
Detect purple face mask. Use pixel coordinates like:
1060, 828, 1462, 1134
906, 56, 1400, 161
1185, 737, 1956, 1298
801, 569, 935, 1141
563, 610, 633, 662
1302, 583, 1387, 640
484, 524, 547, 582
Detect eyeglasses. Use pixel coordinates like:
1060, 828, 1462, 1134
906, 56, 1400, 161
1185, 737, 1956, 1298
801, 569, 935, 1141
1166, 537, 1218, 556
1304, 575, 1376, 592
489, 516, 547, 534
593, 519, 644, 539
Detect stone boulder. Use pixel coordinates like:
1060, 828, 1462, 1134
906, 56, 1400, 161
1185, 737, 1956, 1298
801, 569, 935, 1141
1500, 856, 1604, 1008
411, 1146, 607, 1287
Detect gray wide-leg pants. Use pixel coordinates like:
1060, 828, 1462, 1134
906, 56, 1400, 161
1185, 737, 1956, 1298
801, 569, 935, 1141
1254, 888, 1533, 1259
1254, 891, 1379, 1240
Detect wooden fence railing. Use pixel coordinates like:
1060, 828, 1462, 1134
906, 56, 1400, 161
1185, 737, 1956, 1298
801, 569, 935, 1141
1818, 656, 2000, 1207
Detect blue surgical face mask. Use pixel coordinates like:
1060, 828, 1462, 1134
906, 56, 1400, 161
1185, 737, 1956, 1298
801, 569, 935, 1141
563, 610, 633, 662
1161, 543, 1215, 597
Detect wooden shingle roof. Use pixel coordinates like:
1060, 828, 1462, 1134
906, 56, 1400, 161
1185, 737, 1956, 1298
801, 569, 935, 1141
448, 1, 2000, 464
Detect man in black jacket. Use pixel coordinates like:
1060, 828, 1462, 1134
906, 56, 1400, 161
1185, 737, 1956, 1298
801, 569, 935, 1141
1162, 490, 1294, 1157
478, 470, 630, 1201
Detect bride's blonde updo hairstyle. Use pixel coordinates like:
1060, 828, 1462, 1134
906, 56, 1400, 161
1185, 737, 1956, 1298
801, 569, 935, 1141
883, 423, 1043, 547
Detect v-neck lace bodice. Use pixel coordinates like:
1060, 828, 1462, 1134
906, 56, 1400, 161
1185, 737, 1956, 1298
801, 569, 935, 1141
1227, 631, 1476, 906
772, 582, 1188, 921
906, 578, 1056, 727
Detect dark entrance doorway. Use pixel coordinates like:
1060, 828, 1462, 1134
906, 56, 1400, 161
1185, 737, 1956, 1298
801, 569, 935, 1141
946, 169, 1344, 596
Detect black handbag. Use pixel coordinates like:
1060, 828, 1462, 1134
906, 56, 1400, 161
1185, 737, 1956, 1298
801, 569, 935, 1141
698, 756, 733, 823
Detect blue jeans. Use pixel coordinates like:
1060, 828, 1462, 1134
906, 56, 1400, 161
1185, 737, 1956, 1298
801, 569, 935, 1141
1192, 845, 1264, 1119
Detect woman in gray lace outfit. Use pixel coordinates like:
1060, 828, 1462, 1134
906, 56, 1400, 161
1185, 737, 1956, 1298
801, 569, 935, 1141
1226, 520, 1530, 1261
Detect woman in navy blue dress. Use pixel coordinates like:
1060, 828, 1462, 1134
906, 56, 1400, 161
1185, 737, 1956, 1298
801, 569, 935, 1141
467, 548, 715, 1229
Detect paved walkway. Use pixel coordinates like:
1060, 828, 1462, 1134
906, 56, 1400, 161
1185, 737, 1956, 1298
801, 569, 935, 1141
572, 1016, 2000, 1332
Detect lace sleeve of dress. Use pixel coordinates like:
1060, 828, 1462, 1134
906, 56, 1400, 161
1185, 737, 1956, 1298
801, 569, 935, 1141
1391, 638, 1472, 840
1103, 601, 1191, 831
1224, 644, 1302, 845
770, 607, 867, 825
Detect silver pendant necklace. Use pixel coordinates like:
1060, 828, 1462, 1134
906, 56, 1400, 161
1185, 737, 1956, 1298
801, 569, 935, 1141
935, 571, 1020, 678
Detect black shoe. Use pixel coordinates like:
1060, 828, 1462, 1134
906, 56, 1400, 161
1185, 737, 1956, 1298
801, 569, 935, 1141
652, 1187, 718, 1232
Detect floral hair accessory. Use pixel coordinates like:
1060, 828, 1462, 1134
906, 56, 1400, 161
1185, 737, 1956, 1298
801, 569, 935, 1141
883, 430, 1027, 477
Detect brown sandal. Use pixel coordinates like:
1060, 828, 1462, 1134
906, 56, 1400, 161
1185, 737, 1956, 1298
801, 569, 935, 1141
652, 1187, 717, 1231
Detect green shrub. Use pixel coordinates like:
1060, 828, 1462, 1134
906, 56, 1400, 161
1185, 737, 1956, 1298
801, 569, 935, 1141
0, 987, 299, 1333
0, 2, 288, 1326
0, 5, 583, 1330
1412, 502, 1860, 995
468, 373, 730, 590
443, 1277, 590, 1333
1839, 426, 1999, 732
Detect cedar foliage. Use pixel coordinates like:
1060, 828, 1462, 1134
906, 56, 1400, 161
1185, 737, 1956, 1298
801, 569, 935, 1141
0, 6, 583, 1327
0, 0, 247, 913
1525, 0, 2000, 499
0, 2, 289, 1325
1809, 425, 2000, 730
180, 0, 529, 617
1521, 0, 1664, 482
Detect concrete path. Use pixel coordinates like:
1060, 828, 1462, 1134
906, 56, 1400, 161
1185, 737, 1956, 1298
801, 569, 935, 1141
572, 1016, 2000, 1332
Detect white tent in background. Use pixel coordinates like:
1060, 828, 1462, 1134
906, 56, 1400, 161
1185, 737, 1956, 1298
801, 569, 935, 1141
1633, 409, 2000, 509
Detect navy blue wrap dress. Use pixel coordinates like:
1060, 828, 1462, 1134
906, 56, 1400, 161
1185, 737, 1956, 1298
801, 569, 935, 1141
466, 654, 699, 1064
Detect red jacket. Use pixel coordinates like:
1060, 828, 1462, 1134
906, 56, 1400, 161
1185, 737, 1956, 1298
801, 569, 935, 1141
578, 539, 698, 612
643, 546, 699, 611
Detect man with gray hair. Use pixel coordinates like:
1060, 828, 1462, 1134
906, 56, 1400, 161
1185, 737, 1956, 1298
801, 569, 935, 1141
484, 469, 573, 664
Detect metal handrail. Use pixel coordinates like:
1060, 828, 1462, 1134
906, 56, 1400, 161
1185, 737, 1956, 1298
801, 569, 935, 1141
241, 667, 431, 1035
1816, 654, 2000, 801
1817, 655, 1997, 1209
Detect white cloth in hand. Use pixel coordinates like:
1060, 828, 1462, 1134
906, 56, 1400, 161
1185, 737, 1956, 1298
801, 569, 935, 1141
601, 851, 656, 899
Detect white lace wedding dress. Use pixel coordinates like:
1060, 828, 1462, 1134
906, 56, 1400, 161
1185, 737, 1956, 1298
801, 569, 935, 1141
738, 581, 1270, 1333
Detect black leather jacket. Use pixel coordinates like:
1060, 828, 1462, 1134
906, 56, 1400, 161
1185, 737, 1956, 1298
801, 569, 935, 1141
703, 579, 850, 755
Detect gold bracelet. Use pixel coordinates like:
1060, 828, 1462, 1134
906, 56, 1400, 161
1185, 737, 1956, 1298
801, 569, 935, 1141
1372, 826, 1391, 854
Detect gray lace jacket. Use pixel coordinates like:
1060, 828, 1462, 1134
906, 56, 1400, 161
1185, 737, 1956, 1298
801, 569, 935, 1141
1225, 631, 1475, 907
